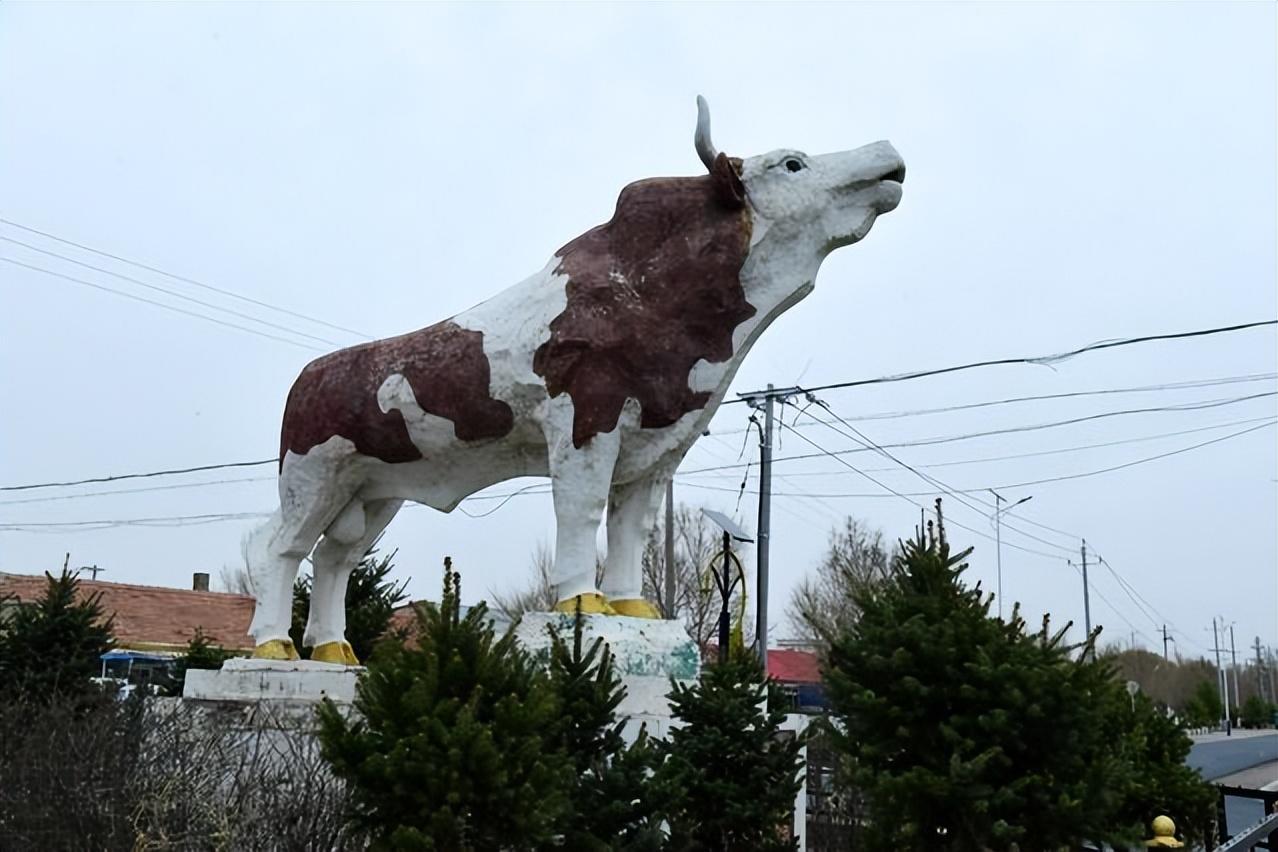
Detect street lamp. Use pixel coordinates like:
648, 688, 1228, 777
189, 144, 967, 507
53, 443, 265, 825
700, 509, 754, 665
989, 491, 1032, 620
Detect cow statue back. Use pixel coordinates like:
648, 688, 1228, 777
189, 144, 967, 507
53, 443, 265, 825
244, 97, 905, 663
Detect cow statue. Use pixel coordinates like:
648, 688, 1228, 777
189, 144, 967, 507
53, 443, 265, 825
245, 97, 904, 663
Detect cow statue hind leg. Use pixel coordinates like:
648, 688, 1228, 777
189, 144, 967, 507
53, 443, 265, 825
603, 474, 667, 619
547, 402, 621, 614
246, 452, 359, 659
305, 498, 402, 665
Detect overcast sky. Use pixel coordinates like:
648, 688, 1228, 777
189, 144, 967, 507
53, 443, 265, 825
1, 2, 1274, 659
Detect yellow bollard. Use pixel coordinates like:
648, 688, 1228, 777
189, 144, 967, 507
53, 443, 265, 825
1144, 815, 1184, 848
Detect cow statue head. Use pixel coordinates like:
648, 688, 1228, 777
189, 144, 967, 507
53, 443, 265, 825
695, 95, 904, 282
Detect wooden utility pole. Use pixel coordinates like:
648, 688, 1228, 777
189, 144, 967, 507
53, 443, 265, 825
740, 385, 800, 669
1253, 636, 1268, 703
1160, 625, 1174, 660
1229, 624, 1240, 709
1212, 618, 1232, 734
1080, 541, 1092, 651
664, 479, 675, 618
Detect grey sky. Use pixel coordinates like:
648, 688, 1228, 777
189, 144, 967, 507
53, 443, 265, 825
1, 2, 1274, 658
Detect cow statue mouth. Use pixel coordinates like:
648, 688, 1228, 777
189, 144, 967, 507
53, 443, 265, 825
875, 163, 907, 212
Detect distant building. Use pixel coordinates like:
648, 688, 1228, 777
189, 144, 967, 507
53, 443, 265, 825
0, 571, 255, 655
768, 647, 827, 712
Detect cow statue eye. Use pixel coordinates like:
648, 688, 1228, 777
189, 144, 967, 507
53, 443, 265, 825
785, 158, 804, 172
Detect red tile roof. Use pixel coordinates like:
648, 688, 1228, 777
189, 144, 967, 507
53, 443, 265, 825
0, 572, 255, 652
768, 648, 821, 684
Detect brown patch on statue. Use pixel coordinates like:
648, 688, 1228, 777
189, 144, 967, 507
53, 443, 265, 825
280, 321, 514, 467
534, 168, 755, 448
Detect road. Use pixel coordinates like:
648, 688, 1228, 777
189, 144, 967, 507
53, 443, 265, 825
1187, 731, 1278, 835
1187, 731, 1278, 780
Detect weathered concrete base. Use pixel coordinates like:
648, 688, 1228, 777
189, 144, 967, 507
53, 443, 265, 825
513, 612, 700, 737
183, 657, 363, 704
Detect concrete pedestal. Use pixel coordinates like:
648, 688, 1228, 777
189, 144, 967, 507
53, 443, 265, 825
183, 657, 363, 704
513, 612, 700, 738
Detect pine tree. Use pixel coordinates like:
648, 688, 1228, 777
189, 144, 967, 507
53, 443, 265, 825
167, 626, 232, 695
1108, 691, 1216, 846
656, 651, 805, 852
544, 611, 663, 851
820, 504, 1150, 850
1241, 694, 1275, 729
1184, 679, 1224, 727
0, 569, 114, 703
291, 547, 409, 660
317, 561, 571, 850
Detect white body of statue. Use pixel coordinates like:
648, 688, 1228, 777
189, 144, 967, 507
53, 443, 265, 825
245, 98, 904, 663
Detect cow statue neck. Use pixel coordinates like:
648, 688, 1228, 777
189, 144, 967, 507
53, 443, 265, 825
243, 97, 904, 663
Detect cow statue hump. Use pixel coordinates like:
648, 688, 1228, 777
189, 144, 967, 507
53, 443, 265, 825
245, 97, 905, 663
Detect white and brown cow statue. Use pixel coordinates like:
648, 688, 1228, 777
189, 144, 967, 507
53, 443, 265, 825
246, 97, 905, 663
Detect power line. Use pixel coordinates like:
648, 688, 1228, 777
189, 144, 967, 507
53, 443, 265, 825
0, 476, 275, 506
722, 320, 1277, 404
689, 416, 1276, 480
689, 392, 1276, 475
1069, 560, 1156, 648
0, 216, 371, 339
1, 235, 345, 347
0, 459, 277, 493
0, 511, 272, 532
2, 256, 323, 351
7, 411, 1273, 500
715, 373, 1276, 433
800, 399, 1080, 553
678, 419, 1275, 499
772, 416, 1066, 560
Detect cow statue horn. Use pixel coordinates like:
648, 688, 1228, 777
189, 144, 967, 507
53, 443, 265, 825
694, 94, 718, 171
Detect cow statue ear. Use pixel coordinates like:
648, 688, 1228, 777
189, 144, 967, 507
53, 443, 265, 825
711, 153, 746, 209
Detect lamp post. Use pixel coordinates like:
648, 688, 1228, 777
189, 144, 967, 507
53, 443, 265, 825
989, 491, 1032, 620
700, 509, 754, 665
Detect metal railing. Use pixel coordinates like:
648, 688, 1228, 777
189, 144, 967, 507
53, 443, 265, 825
1217, 812, 1278, 851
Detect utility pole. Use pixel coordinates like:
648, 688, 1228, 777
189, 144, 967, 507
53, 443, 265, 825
664, 479, 675, 618
1253, 636, 1268, 703
1229, 624, 1240, 709
739, 384, 801, 669
755, 384, 775, 669
1212, 618, 1231, 734
992, 490, 1004, 620
1080, 540, 1092, 647
989, 491, 1031, 621
1160, 625, 1175, 660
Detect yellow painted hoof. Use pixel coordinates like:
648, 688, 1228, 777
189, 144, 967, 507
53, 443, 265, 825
610, 598, 663, 619
553, 593, 616, 615
311, 641, 348, 664
252, 638, 299, 661
341, 641, 360, 666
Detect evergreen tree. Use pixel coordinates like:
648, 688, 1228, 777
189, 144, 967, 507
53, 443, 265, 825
167, 626, 232, 695
656, 651, 805, 852
0, 569, 114, 703
820, 505, 1132, 850
317, 561, 571, 850
1240, 694, 1274, 729
291, 547, 409, 661
1108, 691, 1216, 846
1184, 679, 1224, 727
544, 611, 663, 851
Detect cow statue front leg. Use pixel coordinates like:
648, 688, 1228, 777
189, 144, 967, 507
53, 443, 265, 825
547, 408, 621, 615
603, 474, 667, 619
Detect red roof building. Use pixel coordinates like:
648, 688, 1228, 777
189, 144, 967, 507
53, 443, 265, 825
0, 571, 255, 653
767, 647, 821, 685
